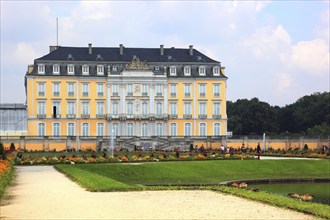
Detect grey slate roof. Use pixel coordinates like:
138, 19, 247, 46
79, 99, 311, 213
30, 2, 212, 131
36, 46, 220, 63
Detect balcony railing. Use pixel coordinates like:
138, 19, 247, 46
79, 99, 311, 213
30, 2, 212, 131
38, 92, 45, 96
53, 92, 60, 96
82, 92, 89, 97
67, 114, 76, 119
184, 93, 190, 97
169, 114, 178, 119
127, 92, 133, 96
156, 93, 163, 96
54, 114, 61, 119
198, 114, 207, 119
199, 93, 206, 97
37, 114, 46, 119
81, 114, 90, 119
112, 92, 119, 96
170, 93, 176, 97
213, 114, 221, 119
183, 114, 192, 119
68, 92, 74, 96
96, 114, 105, 119
214, 93, 220, 97
97, 92, 104, 97
142, 92, 148, 96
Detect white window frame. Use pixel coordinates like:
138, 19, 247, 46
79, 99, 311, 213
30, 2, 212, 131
112, 102, 119, 115
127, 102, 134, 115
156, 123, 163, 136
199, 66, 206, 76
38, 101, 46, 115
170, 66, 176, 76
67, 101, 75, 115
112, 84, 118, 96
127, 123, 134, 136
38, 82, 45, 96
97, 65, 104, 75
199, 102, 206, 115
199, 84, 206, 97
142, 123, 148, 136
170, 84, 177, 97
82, 83, 89, 96
142, 102, 148, 115
67, 122, 75, 136
38, 64, 45, 74
156, 84, 163, 96
52, 101, 61, 115
67, 82, 75, 96
213, 66, 220, 76
170, 102, 177, 116
156, 102, 163, 115
97, 83, 104, 96
170, 123, 177, 136
184, 102, 191, 115
82, 122, 89, 137
82, 101, 90, 115
52, 82, 60, 96
184, 66, 191, 76
214, 123, 221, 136
53, 64, 60, 74
96, 122, 104, 136
52, 122, 60, 137
82, 65, 89, 75
213, 83, 220, 97
67, 64, 75, 75
127, 84, 133, 96
184, 84, 191, 97
142, 84, 148, 96
38, 123, 45, 136
199, 123, 207, 137
213, 102, 220, 116
96, 101, 104, 115
112, 123, 119, 136
184, 123, 192, 136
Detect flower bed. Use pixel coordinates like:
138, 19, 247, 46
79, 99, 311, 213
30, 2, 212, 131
0, 155, 15, 198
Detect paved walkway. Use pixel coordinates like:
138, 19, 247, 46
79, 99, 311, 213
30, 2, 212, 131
1, 166, 317, 220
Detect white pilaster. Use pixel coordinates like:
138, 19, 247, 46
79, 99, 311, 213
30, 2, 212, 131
163, 84, 168, 114
120, 84, 126, 114
107, 84, 111, 114
150, 83, 155, 114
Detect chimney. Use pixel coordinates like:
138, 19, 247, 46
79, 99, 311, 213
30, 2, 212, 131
88, 43, 92, 55
119, 44, 124, 55
189, 45, 193, 56
49, 46, 58, 53
160, 45, 164, 56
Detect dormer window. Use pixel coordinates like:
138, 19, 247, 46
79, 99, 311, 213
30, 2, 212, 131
170, 66, 176, 76
213, 66, 220, 76
53, 64, 60, 74
82, 65, 89, 75
184, 66, 191, 76
38, 64, 45, 74
112, 66, 118, 71
97, 65, 104, 75
67, 64, 74, 75
199, 66, 206, 76
154, 66, 160, 71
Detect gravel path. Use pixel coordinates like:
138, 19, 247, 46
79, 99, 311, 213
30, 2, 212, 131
1, 166, 317, 220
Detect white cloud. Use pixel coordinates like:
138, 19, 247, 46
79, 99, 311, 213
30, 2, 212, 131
12, 42, 41, 66
290, 39, 329, 75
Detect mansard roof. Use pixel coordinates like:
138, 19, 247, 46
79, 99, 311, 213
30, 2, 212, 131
36, 46, 220, 63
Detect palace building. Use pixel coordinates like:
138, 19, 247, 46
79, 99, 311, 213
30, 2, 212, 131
25, 44, 227, 150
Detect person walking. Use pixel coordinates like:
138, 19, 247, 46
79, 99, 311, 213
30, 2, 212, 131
257, 143, 261, 160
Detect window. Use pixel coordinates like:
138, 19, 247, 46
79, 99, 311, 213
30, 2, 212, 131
127, 123, 134, 136
112, 102, 119, 115
97, 65, 104, 75
96, 102, 104, 117
112, 84, 118, 96
184, 123, 191, 136
67, 82, 75, 96
38, 82, 45, 96
38, 64, 45, 74
170, 102, 177, 117
52, 101, 60, 116
97, 83, 104, 96
97, 123, 104, 136
170, 123, 177, 136
53, 64, 60, 74
170, 84, 176, 97
170, 66, 176, 75
67, 101, 75, 115
184, 84, 191, 97
213, 102, 220, 116
67, 123, 75, 136
82, 101, 90, 115
184, 102, 191, 115
199, 102, 206, 117
142, 102, 148, 115
213, 84, 220, 97
156, 84, 162, 96
184, 66, 191, 76
67, 64, 74, 75
82, 123, 89, 137
127, 84, 133, 96
127, 102, 133, 115
52, 82, 60, 96
82, 83, 89, 96
112, 66, 118, 71
53, 123, 60, 137
142, 123, 148, 136
38, 101, 46, 115
38, 123, 45, 136
213, 66, 220, 75
112, 123, 119, 136
82, 65, 89, 75
156, 123, 163, 136
199, 123, 206, 137
156, 102, 163, 115
199, 66, 206, 76
199, 84, 206, 97
214, 123, 221, 136
142, 84, 148, 96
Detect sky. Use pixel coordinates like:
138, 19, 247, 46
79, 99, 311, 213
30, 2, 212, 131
0, 0, 329, 107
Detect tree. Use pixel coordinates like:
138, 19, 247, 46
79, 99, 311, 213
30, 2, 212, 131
0, 142, 7, 160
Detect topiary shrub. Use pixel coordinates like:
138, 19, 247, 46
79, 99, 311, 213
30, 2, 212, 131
0, 142, 7, 160
10, 143, 15, 152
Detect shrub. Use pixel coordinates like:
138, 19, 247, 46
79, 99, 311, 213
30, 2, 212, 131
10, 143, 15, 152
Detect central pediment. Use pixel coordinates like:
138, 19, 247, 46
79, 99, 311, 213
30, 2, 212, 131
125, 57, 149, 71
